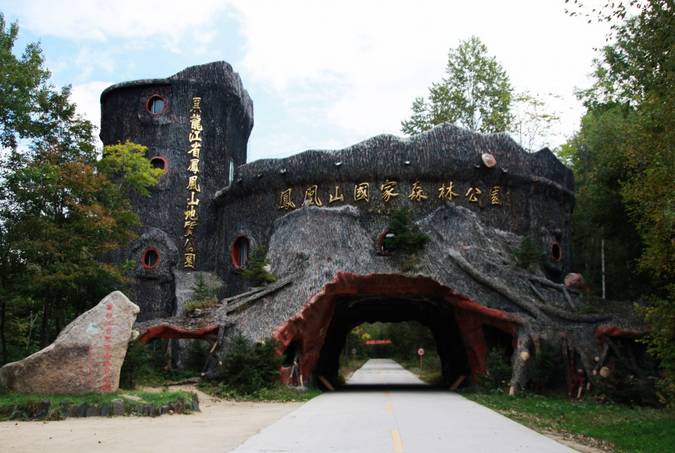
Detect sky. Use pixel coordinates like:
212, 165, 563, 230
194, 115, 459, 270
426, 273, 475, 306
2, 0, 611, 162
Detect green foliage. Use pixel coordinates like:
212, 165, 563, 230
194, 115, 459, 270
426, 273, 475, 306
183, 275, 219, 315
0, 141, 161, 357
183, 299, 218, 315
383, 207, 429, 272
637, 286, 675, 405
478, 347, 512, 391
119, 341, 197, 389
208, 335, 281, 396
0, 14, 50, 150
466, 392, 675, 453
513, 236, 544, 271
529, 342, 566, 392
239, 245, 277, 286
401, 36, 512, 135
199, 382, 320, 402
0, 16, 162, 363
563, 1, 674, 393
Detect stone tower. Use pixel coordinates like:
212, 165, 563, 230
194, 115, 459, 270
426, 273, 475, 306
99, 62, 253, 320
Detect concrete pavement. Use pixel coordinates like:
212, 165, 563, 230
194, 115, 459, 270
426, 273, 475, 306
231, 358, 576, 452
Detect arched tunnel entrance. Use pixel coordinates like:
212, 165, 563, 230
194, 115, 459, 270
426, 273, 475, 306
316, 296, 470, 385
274, 273, 523, 389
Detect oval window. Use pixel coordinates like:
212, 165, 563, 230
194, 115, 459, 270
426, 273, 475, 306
150, 156, 168, 173
231, 236, 250, 269
147, 95, 167, 115
141, 248, 160, 269
551, 242, 562, 262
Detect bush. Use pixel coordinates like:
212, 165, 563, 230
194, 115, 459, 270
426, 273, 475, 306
209, 335, 281, 395
529, 341, 566, 392
119, 341, 194, 388
119, 341, 153, 389
479, 347, 512, 391
183, 340, 209, 373
594, 359, 660, 406
384, 207, 429, 255
239, 246, 276, 286
184, 275, 219, 315
383, 207, 429, 272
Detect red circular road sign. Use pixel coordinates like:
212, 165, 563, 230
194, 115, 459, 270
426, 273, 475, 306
417, 348, 425, 356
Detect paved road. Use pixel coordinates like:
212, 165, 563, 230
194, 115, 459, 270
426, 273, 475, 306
231, 358, 576, 453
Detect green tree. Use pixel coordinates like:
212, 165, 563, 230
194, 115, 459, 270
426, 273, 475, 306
0, 15, 162, 360
0, 13, 50, 150
401, 36, 513, 135
1, 142, 162, 349
558, 105, 650, 300
564, 0, 674, 389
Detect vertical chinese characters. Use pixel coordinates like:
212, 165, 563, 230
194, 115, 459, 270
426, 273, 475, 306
184, 97, 202, 269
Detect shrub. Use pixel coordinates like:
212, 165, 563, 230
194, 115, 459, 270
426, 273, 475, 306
479, 347, 512, 391
529, 341, 566, 392
239, 246, 277, 286
209, 335, 281, 395
183, 340, 209, 373
384, 207, 429, 254
119, 341, 153, 389
594, 360, 660, 406
184, 275, 219, 315
383, 207, 429, 272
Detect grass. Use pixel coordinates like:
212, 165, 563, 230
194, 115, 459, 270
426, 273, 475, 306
398, 355, 444, 385
183, 298, 219, 315
393, 353, 443, 385
198, 382, 320, 402
464, 392, 675, 453
339, 356, 369, 382
0, 389, 195, 421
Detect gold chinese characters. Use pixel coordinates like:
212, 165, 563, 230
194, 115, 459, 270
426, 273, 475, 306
184, 97, 203, 269
277, 181, 505, 210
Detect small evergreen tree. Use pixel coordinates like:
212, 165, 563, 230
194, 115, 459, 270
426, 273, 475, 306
240, 245, 276, 286
384, 207, 429, 255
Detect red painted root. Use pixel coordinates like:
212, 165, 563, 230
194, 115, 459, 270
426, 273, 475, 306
137, 324, 219, 343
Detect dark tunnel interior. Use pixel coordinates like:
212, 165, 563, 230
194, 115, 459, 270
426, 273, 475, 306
315, 296, 472, 386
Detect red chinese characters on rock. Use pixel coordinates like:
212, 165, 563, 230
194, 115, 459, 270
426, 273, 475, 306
99, 303, 115, 392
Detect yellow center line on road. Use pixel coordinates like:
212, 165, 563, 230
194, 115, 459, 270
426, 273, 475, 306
392, 430, 404, 453
386, 402, 394, 414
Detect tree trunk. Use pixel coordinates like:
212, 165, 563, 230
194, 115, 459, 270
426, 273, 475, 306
40, 301, 49, 348
0, 297, 6, 364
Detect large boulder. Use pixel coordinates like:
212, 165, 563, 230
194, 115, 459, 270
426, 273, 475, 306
0, 291, 139, 394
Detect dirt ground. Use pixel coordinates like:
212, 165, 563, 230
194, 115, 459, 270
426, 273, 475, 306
0, 386, 302, 453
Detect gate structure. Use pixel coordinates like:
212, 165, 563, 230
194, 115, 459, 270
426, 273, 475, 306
101, 62, 644, 392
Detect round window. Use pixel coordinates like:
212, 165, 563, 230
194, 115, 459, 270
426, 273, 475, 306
150, 156, 168, 173
230, 236, 250, 269
141, 248, 160, 269
147, 95, 167, 115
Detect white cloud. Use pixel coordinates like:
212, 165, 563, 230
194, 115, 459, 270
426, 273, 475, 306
7, 0, 611, 157
4, 0, 228, 48
229, 0, 610, 149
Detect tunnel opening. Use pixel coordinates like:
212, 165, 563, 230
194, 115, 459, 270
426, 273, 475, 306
316, 298, 469, 388
339, 320, 442, 385
273, 273, 522, 391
